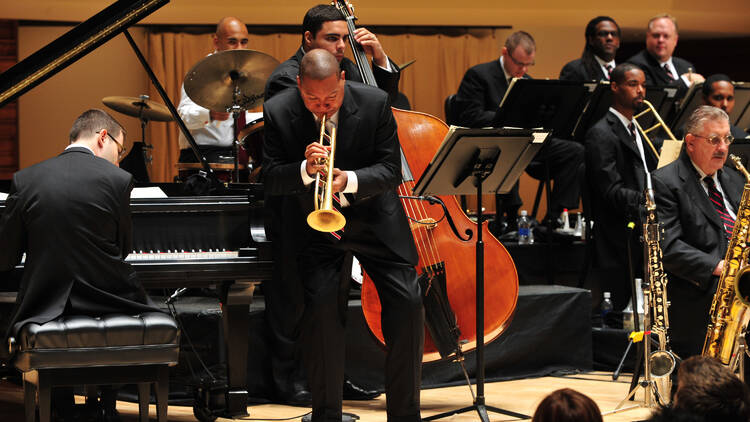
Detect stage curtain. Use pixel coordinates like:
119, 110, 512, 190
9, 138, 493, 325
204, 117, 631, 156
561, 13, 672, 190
145, 28, 508, 182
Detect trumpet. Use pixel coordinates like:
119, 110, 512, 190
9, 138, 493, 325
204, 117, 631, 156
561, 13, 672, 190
633, 99, 679, 161
307, 115, 346, 232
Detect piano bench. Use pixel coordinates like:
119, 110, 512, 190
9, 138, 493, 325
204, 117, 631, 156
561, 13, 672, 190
10, 312, 180, 422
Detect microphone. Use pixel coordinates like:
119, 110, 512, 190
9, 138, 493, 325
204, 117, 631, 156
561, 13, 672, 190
165, 287, 188, 305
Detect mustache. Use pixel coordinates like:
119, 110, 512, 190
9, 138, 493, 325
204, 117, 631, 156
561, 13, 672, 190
713, 152, 727, 159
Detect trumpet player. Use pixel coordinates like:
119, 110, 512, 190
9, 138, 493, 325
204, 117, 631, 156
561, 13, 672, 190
652, 106, 743, 359
261, 49, 423, 422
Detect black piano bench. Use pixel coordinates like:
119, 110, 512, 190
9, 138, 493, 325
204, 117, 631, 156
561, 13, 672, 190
10, 312, 180, 422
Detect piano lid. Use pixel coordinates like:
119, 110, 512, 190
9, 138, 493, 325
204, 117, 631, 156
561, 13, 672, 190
0, 0, 169, 108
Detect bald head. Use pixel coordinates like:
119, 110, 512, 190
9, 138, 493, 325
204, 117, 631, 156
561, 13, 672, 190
213, 17, 249, 51
299, 49, 341, 82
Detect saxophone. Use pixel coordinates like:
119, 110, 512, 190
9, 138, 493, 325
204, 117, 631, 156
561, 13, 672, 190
702, 154, 750, 372
643, 177, 676, 404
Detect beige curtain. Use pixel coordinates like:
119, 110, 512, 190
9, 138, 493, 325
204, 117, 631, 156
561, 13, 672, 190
145, 28, 508, 182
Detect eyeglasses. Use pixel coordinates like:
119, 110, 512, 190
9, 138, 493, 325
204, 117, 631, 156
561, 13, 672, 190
692, 133, 735, 146
595, 30, 619, 38
98, 130, 127, 160
507, 52, 535, 68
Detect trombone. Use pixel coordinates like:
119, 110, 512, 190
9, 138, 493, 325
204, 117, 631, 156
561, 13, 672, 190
307, 115, 346, 232
632, 99, 679, 161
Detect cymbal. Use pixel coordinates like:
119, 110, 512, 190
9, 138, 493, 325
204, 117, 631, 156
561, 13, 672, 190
102, 95, 173, 122
183, 49, 280, 112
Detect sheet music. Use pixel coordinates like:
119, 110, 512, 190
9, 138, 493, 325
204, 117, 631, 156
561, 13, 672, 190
0, 192, 7, 200
131, 187, 168, 198
657, 140, 684, 169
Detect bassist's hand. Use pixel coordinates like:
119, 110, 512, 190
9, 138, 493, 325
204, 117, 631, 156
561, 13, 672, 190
353, 28, 388, 69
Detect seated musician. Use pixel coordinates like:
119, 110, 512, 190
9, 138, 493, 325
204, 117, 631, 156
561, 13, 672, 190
652, 105, 743, 359
584, 63, 660, 313
675, 74, 750, 140
264, 4, 400, 102
559, 16, 620, 83
453, 30, 583, 233
262, 3, 395, 404
262, 49, 424, 422
626, 14, 704, 98
177, 17, 261, 164
0, 109, 161, 421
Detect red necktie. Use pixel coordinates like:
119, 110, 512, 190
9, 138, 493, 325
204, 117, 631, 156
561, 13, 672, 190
704, 176, 735, 238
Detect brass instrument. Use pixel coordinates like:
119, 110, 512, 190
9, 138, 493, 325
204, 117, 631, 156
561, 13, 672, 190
642, 179, 677, 404
307, 115, 346, 232
702, 154, 750, 373
632, 99, 679, 161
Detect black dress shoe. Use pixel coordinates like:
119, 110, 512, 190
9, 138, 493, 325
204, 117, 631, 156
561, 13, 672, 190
280, 388, 312, 407
342, 379, 381, 400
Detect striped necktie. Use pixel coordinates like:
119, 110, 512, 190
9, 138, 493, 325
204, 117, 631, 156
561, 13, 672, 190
662, 64, 676, 80
704, 176, 735, 238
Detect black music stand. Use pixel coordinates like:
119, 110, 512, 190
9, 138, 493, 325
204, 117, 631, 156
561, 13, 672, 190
414, 127, 548, 422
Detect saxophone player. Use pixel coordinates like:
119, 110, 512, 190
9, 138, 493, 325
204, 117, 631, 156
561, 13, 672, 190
652, 105, 743, 359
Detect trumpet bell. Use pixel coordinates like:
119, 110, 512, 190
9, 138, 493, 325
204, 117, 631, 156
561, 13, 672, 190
308, 209, 346, 233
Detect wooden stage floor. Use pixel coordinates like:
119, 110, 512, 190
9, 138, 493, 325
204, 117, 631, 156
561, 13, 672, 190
0, 372, 655, 421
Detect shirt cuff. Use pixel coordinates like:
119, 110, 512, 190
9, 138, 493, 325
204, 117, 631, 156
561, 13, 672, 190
300, 160, 315, 185
343, 170, 358, 193
375, 57, 392, 73
680, 74, 692, 87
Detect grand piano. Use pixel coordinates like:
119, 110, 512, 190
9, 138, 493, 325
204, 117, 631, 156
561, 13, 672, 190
0, 0, 273, 418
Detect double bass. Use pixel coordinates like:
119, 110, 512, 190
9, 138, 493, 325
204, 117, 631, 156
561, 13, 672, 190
332, 0, 519, 362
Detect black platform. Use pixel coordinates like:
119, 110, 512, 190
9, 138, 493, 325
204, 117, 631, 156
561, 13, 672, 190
161, 284, 592, 402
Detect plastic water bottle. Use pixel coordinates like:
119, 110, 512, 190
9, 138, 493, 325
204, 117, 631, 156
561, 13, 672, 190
517, 210, 533, 244
573, 213, 583, 238
560, 208, 570, 232
601, 292, 614, 328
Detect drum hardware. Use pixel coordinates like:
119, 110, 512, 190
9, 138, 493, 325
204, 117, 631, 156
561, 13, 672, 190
103, 94, 171, 181
183, 50, 279, 182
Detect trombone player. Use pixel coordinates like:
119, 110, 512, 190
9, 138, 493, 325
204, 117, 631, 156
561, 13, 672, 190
261, 49, 424, 422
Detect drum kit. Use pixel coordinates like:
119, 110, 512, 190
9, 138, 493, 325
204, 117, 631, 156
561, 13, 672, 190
102, 49, 279, 183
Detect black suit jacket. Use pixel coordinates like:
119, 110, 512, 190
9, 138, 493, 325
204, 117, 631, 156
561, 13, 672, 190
261, 82, 417, 264
652, 150, 744, 356
0, 147, 157, 337
454, 59, 531, 128
627, 49, 695, 90
264, 47, 401, 103
559, 58, 609, 82
585, 111, 662, 270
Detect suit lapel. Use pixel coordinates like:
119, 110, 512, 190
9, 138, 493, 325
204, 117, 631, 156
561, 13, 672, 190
607, 112, 640, 158
677, 153, 724, 231
336, 84, 361, 159
289, 92, 318, 150
719, 167, 744, 212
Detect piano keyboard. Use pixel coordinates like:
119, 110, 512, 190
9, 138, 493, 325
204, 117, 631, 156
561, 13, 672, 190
127, 250, 239, 262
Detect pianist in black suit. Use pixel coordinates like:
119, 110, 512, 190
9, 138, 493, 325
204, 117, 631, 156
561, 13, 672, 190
0, 109, 159, 420
262, 50, 423, 422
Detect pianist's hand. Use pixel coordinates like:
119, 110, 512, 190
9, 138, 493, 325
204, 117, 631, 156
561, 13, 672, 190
210, 110, 231, 121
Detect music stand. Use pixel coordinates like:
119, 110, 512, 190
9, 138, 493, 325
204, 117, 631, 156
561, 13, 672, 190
414, 127, 548, 421
492, 78, 591, 137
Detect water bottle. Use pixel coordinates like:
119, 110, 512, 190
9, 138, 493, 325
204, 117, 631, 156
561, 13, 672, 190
573, 213, 583, 238
517, 210, 533, 244
560, 208, 570, 232
601, 292, 614, 328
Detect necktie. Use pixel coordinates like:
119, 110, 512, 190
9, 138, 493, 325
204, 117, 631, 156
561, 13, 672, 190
604, 64, 613, 80
663, 64, 676, 80
628, 122, 638, 147
704, 176, 735, 238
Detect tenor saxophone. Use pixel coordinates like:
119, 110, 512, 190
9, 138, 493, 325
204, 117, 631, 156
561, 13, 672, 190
702, 154, 750, 373
643, 177, 677, 404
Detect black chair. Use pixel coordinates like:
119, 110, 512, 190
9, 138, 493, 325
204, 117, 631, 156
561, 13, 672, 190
443, 94, 458, 126
11, 312, 180, 422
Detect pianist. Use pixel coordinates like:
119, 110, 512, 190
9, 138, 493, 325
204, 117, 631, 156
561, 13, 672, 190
0, 109, 161, 421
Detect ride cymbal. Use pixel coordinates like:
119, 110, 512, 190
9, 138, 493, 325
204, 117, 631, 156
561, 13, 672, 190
183, 49, 279, 112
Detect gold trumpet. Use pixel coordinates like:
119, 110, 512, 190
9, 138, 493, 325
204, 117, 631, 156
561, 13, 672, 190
632, 99, 679, 161
307, 115, 346, 232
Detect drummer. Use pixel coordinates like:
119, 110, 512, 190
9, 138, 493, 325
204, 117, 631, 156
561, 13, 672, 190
177, 17, 262, 163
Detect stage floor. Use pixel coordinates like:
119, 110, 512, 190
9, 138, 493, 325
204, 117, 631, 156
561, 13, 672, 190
0, 372, 655, 421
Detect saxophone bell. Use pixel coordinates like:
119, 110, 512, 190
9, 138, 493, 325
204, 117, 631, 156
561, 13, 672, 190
649, 349, 677, 378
